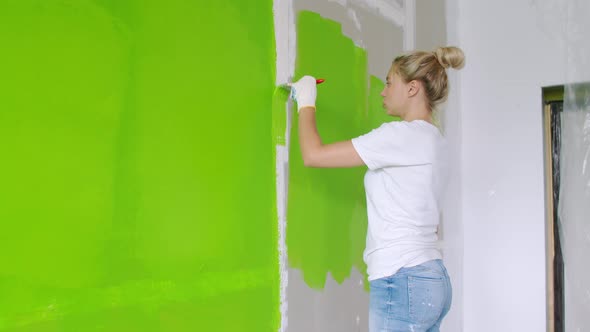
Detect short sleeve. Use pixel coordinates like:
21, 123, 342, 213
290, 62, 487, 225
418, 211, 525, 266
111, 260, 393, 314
351, 122, 435, 170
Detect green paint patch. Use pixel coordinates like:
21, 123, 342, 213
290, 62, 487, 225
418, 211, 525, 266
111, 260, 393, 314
0, 1, 278, 331
287, 11, 393, 289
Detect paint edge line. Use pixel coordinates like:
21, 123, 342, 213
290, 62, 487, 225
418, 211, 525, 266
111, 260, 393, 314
273, 0, 295, 330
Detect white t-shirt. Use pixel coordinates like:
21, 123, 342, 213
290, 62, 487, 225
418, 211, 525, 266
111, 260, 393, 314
351, 120, 449, 281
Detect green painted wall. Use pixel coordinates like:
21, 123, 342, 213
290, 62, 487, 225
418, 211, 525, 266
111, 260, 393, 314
0, 1, 278, 331
287, 11, 390, 289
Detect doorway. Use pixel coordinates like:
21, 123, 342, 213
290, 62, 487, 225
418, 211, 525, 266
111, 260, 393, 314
543, 85, 564, 332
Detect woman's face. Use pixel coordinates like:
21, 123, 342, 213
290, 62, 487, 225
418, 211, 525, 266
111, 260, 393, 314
381, 72, 409, 117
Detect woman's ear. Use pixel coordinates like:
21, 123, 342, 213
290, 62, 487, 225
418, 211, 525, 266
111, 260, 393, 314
408, 80, 421, 97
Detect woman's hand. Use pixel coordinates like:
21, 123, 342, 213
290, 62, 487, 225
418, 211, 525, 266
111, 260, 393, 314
291, 75, 317, 112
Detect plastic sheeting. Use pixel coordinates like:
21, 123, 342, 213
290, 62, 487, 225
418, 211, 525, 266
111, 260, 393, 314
558, 0, 590, 330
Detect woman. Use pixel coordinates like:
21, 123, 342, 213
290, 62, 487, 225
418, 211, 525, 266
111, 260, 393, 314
290, 46, 465, 332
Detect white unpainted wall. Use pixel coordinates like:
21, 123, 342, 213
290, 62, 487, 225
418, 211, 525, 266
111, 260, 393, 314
447, 0, 569, 331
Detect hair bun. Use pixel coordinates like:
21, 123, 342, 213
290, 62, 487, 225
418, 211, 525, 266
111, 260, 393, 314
434, 46, 465, 70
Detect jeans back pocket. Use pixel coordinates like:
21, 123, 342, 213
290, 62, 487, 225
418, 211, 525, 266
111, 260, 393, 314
408, 275, 446, 324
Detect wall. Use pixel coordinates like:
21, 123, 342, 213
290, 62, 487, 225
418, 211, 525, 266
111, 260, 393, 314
280, 1, 451, 332
0, 1, 530, 331
0, 1, 278, 331
447, 0, 568, 331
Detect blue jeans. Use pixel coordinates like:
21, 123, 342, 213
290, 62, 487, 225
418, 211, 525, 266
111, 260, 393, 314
369, 259, 452, 332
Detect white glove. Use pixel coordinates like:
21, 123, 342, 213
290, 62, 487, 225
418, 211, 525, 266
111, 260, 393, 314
290, 75, 317, 112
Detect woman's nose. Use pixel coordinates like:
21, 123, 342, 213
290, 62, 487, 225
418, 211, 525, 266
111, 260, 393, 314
380, 89, 386, 97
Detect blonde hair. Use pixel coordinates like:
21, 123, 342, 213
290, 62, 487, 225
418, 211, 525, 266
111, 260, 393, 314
390, 46, 465, 110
